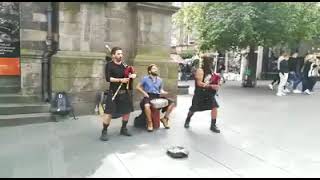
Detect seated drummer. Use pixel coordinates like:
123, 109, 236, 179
136, 64, 175, 132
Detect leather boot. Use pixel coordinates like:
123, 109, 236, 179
120, 128, 132, 136
210, 119, 220, 133
100, 129, 109, 141
184, 119, 190, 128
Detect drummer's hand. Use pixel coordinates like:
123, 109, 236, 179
129, 74, 137, 79
161, 91, 168, 95
121, 78, 130, 83
144, 93, 149, 98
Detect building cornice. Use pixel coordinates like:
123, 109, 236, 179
129, 2, 180, 14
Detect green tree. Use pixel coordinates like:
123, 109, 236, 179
173, 2, 320, 86
284, 2, 320, 50
172, 3, 203, 37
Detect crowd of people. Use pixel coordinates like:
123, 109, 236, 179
268, 52, 320, 96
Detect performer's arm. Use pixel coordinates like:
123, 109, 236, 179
110, 77, 129, 83
160, 89, 168, 95
160, 81, 168, 95
195, 69, 219, 90
105, 63, 129, 83
136, 82, 149, 98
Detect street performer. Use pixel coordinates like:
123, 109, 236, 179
99, 46, 137, 141
136, 64, 175, 132
184, 54, 222, 133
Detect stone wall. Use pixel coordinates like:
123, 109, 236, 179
52, 2, 138, 115
20, 2, 49, 97
58, 2, 135, 62
18, 2, 179, 115
51, 51, 105, 115
131, 3, 179, 108
20, 50, 43, 96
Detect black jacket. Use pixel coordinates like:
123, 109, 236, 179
302, 61, 312, 77
295, 57, 304, 73
279, 60, 289, 74
288, 57, 297, 72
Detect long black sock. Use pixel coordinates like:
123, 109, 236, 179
121, 120, 128, 129
185, 112, 194, 122
211, 119, 216, 126
103, 123, 109, 130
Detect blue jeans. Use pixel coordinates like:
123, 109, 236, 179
290, 72, 302, 90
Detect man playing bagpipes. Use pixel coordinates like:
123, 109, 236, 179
100, 46, 137, 141
136, 64, 175, 132
184, 53, 222, 133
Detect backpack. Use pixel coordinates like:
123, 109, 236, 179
134, 111, 147, 128
50, 92, 76, 120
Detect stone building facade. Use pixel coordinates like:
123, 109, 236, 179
2, 2, 179, 117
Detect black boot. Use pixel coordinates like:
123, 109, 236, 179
210, 119, 220, 133
184, 119, 190, 128
100, 124, 109, 141
184, 112, 193, 128
120, 128, 132, 136
120, 120, 132, 136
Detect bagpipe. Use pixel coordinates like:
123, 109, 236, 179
111, 62, 135, 101
210, 72, 221, 85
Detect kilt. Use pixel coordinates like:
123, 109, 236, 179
104, 90, 133, 118
189, 88, 219, 112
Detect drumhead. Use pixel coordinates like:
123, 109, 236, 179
150, 98, 169, 109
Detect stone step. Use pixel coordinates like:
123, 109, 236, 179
0, 103, 50, 115
0, 94, 40, 103
0, 76, 20, 86
0, 113, 53, 127
178, 84, 190, 95
0, 86, 20, 93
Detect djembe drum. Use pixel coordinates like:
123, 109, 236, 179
150, 98, 169, 129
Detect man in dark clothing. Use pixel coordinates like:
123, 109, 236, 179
184, 55, 221, 133
302, 54, 318, 95
99, 47, 137, 141
217, 62, 226, 83
277, 53, 290, 96
287, 52, 303, 93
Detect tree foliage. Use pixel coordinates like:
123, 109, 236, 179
173, 2, 320, 52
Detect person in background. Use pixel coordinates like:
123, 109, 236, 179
276, 52, 290, 96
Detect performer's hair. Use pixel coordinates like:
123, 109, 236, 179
111, 47, 122, 55
147, 64, 157, 74
202, 56, 214, 75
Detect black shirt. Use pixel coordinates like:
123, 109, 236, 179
105, 61, 127, 92
279, 60, 289, 73
295, 57, 304, 73
288, 57, 297, 72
